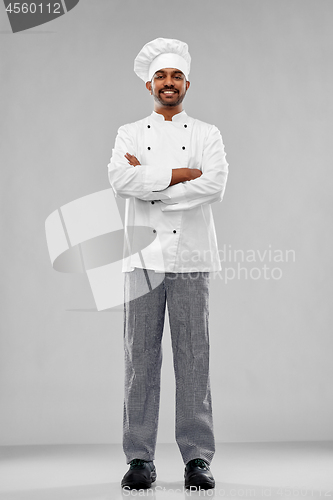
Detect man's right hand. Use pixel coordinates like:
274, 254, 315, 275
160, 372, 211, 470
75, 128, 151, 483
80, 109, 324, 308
188, 168, 202, 181
169, 168, 202, 186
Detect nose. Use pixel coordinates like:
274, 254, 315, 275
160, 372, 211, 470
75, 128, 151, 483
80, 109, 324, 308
164, 74, 173, 87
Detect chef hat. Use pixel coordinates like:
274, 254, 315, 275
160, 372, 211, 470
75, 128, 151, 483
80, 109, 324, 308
134, 37, 191, 82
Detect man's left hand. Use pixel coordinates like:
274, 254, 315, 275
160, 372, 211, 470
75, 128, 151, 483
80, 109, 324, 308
125, 153, 141, 166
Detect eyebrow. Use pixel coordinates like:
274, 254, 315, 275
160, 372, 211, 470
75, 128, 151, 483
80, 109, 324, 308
155, 70, 184, 76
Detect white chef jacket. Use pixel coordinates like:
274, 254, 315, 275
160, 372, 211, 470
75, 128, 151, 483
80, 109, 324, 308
108, 110, 228, 273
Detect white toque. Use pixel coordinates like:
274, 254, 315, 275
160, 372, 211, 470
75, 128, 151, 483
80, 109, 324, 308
134, 37, 191, 82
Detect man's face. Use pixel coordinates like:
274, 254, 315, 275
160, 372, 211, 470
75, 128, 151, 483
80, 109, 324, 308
146, 68, 190, 107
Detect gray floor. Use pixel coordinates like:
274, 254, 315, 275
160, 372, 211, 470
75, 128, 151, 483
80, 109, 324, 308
0, 442, 332, 499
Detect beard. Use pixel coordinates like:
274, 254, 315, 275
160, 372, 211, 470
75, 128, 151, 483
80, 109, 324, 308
153, 88, 187, 107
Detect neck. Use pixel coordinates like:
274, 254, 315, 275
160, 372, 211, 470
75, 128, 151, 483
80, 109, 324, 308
153, 103, 183, 121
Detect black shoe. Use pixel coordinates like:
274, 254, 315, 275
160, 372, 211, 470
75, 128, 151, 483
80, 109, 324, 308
184, 458, 215, 490
121, 458, 157, 489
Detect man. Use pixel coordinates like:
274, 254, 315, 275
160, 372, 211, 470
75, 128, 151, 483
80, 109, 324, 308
108, 38, 228, 490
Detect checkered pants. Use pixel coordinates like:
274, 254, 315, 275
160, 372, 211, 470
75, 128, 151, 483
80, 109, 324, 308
122, 268, 215, 465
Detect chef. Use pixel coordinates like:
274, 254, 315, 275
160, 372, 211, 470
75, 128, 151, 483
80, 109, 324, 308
108, 37, 228, 491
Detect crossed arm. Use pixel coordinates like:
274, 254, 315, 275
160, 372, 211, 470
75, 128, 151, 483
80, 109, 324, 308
108, 124, 228, 211
124, 153, 203, 186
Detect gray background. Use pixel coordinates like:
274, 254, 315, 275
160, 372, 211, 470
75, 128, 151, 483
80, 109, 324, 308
1, 0, 332, 446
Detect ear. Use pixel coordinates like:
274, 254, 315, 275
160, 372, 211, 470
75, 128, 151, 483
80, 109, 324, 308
186, 80, 190, 91
146, 81, 152, 94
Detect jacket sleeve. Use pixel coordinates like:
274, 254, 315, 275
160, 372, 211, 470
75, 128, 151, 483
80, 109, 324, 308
159, 125, 229, 211
107, 124, 172, 199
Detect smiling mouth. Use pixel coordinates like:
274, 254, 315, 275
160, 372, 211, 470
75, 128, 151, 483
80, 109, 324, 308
160, 90, 178, 95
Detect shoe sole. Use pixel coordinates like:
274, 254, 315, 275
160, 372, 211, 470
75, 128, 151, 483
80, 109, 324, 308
121, 472, 157, 490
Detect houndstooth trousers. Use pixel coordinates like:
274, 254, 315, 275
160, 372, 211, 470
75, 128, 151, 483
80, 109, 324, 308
122, 268, 215, 466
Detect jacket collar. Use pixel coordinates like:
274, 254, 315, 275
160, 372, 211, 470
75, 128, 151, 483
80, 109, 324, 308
151, 110, 188, 123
